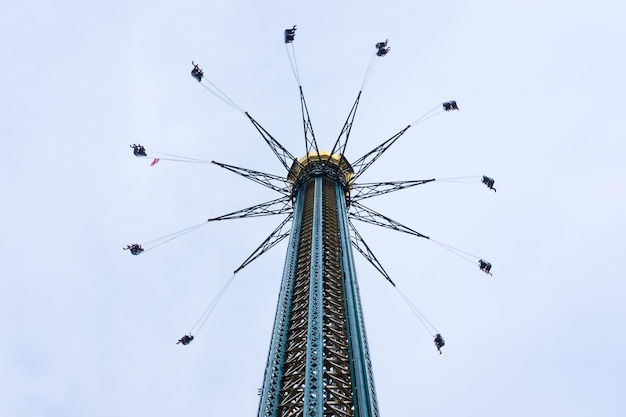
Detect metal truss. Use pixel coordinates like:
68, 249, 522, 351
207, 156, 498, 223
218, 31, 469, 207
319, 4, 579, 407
212, 161, 292, 195
278, 180, 315, 417
245, 112, 301, 173
329, 90, 362, 159
263, 177, 380, 417
207, 196, 292, 222
348, 125, 411, 182
348, 201, 430, 239
348, 220, 395, 286
320, 178, 355, 417
233, 214, 294, 273
304, 178, 324, 416
350, 178, 435, 202
299, 86, 321, 163
257, 184, 305, 417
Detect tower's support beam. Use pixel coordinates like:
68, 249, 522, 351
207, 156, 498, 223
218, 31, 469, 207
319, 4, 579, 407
212, 160, 292, 195
246, 112, 301, 173
348, 220, 395, 286
234, 214, 294, 273
257, 184, 306, 417
349, 201, 430, 239
329, 91, 362, 159
335, 180, 380, 417
348, 125, 410, 182
258, 175, 379, 417
351, 178, 435, 201
299, 87, 322, 162
208, 196, 292, 222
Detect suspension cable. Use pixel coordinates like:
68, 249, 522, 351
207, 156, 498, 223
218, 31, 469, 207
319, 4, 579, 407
146, 150, 212, 164
285, 42, 301, 86
141, 222, 207, 252
409, 104, 444, 126
435, 175, 482, 184
189, 272, 237, 336
436, 175, 481, 181
429, 239, 480, 265
149, 158, 211, 165
361, 54, 381, 91
198, 79, 245, 115
395, 286, 439, 337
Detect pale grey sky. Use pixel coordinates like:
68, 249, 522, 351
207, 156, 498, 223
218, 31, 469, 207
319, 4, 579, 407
1, 1, 625, 416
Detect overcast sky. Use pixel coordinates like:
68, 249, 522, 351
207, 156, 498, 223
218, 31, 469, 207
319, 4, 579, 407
1, 1, 625, 416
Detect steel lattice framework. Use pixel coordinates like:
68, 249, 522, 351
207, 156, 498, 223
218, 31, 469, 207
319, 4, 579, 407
257, 155, 380, 417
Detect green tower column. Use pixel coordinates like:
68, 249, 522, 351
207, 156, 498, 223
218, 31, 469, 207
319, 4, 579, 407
258, 153, 379, 417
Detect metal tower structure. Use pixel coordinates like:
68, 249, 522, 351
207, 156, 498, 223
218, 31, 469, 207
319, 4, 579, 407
129, 27, 493, 417
256, 152, 378, 417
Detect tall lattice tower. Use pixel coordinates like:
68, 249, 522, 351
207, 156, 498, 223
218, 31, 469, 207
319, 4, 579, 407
131, 27, 491, 417
257, 151, 378, 417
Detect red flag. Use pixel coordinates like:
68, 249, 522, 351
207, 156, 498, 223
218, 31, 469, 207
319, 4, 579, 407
150, 158, 160, 166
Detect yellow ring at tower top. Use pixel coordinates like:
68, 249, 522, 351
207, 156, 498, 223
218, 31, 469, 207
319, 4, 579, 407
288, 151, 354, 186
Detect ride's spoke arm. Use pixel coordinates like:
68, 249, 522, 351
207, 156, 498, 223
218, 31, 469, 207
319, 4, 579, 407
349, 201, 429, 239
348, 220, 395, 286
234, 214, 294, 273
329, 90, 362, 158
351, 179, 435, 201
208, 196, 293, 222
299, 86, 321, 162
212, 161, 292, 195
348, 125, 411, 181
245, 112, 300, 173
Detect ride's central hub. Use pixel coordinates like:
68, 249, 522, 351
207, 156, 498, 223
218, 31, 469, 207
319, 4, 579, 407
287, 151, 354, 192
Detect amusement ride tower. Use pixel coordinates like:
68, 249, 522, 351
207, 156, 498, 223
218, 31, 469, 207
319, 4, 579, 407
256, 150, 378, 417
129, 27, 493, 417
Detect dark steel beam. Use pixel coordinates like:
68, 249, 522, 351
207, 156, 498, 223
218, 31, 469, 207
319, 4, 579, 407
351, 178, 435, 201
348, 201, 429, 239
212, 161, 292, 195
208, 196, 292, 222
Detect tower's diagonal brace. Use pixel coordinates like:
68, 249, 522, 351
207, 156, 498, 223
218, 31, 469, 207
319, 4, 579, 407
207, 196, 293, 222
351, 179, 435, 202
234, 214, 293, 273
299, 86, 321, 162
212, 161, 292, 195
245, 112, 300, 173
348, 125, 411, 182
348, 201, 429, 239
348, 220, 395, 286
329, 90, 362, 159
